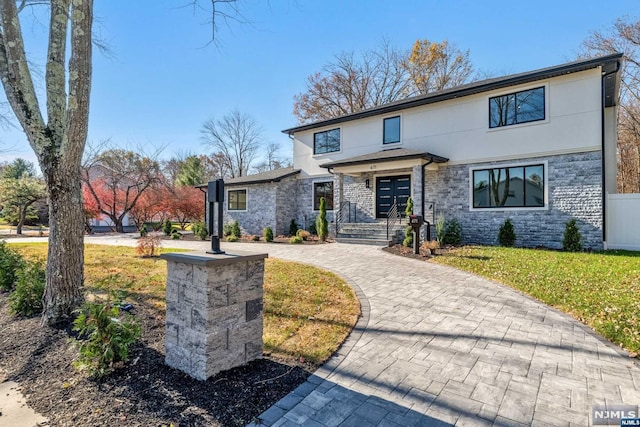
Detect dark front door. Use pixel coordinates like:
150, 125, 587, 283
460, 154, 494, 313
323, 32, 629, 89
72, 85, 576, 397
376, 175, 411, 218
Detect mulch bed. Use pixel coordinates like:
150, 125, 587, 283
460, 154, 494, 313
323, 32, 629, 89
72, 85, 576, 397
382, 244, 447, 260
0, 294, 313, 427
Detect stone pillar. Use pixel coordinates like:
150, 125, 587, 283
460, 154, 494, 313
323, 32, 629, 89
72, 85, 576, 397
160, 251, 268, 381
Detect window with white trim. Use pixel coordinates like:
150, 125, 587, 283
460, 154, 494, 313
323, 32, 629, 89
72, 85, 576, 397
383, 116, 400, 144
489, 87, 545, 128
472, 164, 544, 208
227, 189, 247, 210
313, 182, 334, 210
314, 128, 340, 154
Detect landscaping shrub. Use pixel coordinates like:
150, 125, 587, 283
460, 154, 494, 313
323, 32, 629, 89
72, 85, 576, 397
316, 198, 328, 241
289, 235, 303, 244
442, 218, 462, 246
8, 259, 45, 316
230, 220, 242, 239
563, 219, 583, 252
226, 235, 239, 242
307, 222, 317, 235
139, 224, 148, 237
289, 219, 298, 236
296, 229, 311, 240
435, 215, 446, 246
72, 296, 141, 378
498, 219, 516, 247
223, 222, 233, 237
136, 234, 162, 257
170, 230, 181, 240
162, 219, 173, 236
191, 221, 208, 240
0, 241, 25, 292
263, 227, 274, 242
403, 197, 414, 247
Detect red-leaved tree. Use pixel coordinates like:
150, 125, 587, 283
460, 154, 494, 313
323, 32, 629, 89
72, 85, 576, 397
168, 186, 205, 230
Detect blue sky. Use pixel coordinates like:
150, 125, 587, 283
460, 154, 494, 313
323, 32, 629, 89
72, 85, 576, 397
1, 0, 639, 168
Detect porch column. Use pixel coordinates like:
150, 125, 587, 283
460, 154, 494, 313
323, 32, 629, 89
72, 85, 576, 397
333, 172, 344, 211
412, 165, 423, 216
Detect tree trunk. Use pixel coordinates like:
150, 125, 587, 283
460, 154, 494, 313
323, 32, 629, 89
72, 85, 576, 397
17, 204, 26, 235
41, 168, 85, 325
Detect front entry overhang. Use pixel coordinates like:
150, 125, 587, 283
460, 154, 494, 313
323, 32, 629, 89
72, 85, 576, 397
319, 148, 448, 175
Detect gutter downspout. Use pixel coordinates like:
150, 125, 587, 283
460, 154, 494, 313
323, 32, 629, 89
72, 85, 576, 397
601, 63, 619, 248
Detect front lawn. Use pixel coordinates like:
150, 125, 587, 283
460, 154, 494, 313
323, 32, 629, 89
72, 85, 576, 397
431, 246, 640, 355
12, 243, 359, 365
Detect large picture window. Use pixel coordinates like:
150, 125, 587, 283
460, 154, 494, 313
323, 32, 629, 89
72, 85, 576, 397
227, 189, 247, 211
383, 116, 400, 144
314, 128, 341, 154
313, 182, 334, 210
473, 164, 544, 208
489, 87, 545, 128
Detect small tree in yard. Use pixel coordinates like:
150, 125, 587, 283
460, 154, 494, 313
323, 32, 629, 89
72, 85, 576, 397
263, 226, 274, 242
230, 220, 242, 238
162, 219, 173, 236
403, 197, 414, 247
498, 219, 516, 247
289, 219, 298, 236
316, 197, 328, 241
563, 219, 583, 252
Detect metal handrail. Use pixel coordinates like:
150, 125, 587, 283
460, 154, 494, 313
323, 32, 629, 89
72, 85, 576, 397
335, 201, 351, 234
386, 197, 401, 241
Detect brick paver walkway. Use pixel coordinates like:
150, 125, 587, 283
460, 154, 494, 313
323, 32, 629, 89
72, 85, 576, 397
47, 237, 640, 425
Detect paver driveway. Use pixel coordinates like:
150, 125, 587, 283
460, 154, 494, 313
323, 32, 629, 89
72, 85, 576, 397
71, 237, 640, 425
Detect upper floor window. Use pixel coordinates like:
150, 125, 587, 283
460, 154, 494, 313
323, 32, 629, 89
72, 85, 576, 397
473, 164, 544, 208
313, 181, 334, 210
489, 87, 545, 128
228, 189, 247, 211
383, 116, 400, 144
314, 128, 340, 154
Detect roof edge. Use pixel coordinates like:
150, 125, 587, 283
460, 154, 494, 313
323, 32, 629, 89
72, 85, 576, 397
283, 53, 623, 135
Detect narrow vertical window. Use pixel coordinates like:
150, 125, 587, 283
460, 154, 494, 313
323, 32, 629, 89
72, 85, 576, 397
383, 116, 401, 144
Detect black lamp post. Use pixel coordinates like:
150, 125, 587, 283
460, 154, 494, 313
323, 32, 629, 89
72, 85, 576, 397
207, 179, 225, 254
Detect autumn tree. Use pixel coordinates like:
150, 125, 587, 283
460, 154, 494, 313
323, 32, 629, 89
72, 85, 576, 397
168, 186, 205, 230
293, 41, 412, 123
201, 110, 262, 178
581, 17, 640, 192
82, 148, 161, 232
405, 39, 474, 95
293, 39, 475, 124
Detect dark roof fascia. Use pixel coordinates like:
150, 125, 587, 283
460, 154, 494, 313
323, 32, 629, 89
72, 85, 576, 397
282, 53, 623, 135
194, 169, 300, 188
320, 152, 448, 169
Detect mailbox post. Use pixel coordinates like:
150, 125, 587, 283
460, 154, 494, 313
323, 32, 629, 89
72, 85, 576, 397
408, 215, 424, 255
207, 179, 225, 254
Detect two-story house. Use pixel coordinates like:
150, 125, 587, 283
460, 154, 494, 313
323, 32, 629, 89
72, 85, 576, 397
216, 53, 622, 249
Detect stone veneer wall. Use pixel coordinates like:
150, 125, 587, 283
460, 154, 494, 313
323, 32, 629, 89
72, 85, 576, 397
224, 183, 276, 236
425, 151, 603, 249
164, 252, 266, 381
275, 177, 299, 236
295, 177, 335, 231
341, 173, 376, 222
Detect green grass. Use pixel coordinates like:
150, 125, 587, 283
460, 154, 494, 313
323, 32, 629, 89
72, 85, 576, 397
431, 246, 640, 355
12, 243, 359, 365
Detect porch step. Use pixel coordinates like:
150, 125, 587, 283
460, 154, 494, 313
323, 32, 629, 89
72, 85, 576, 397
336, 222, 406, 245
335, 237, 394, 246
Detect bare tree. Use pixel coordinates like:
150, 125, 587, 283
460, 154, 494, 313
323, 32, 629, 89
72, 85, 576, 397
293, 41, 413, 123
0, 1, 240, 325
0, 0, 92, 325
293, 39, 476, 124
581, 17, 640, 192
201, 110, 262, 178
253, 142, 292, 173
